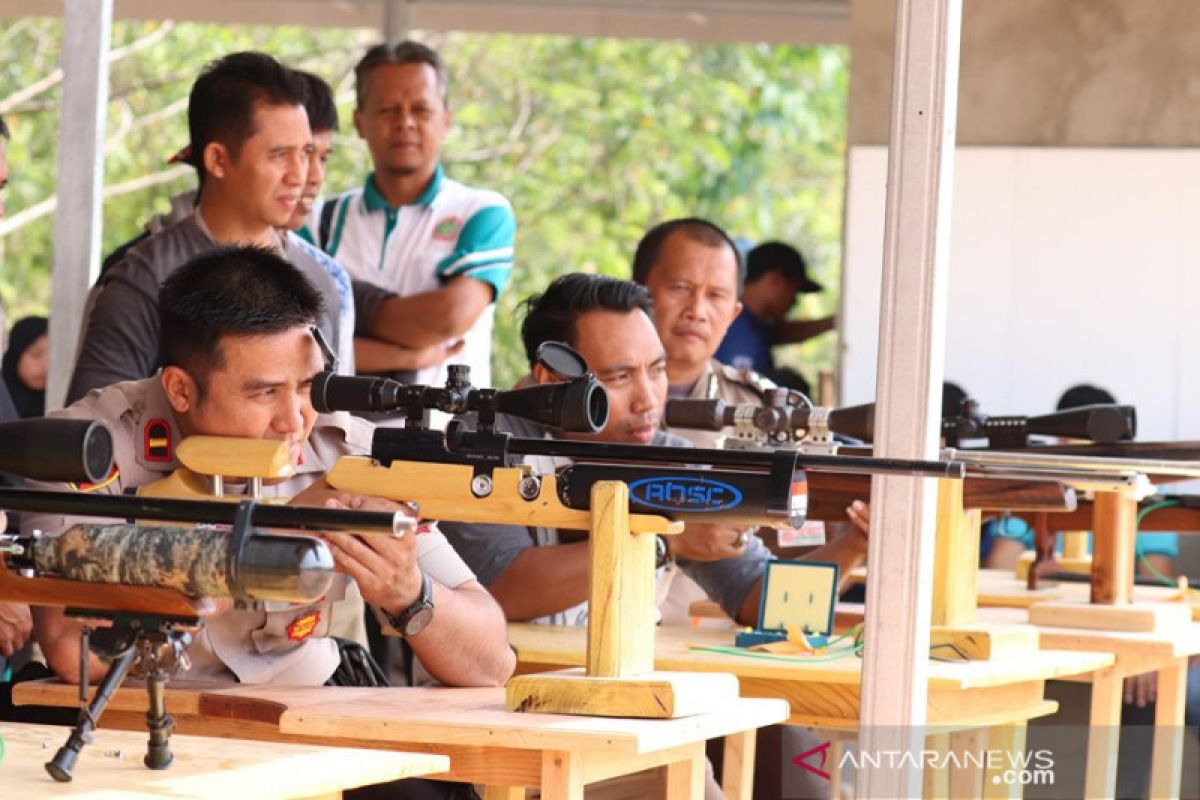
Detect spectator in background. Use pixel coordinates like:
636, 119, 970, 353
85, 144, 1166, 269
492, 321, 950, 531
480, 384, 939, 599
714, 241, 834, 396
68, 52, 387, 401
2, 316, 48, 419
0, 112, 16, 424
313, 40, 514, 386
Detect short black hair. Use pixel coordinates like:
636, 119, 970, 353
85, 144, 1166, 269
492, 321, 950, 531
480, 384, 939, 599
159, 246, 324, 397
0, 113, 9, 140
355, 40, 448, 108
1056, 384, 1116, 410
188, 51, 308, 170
631, 217, 743, 294
297, 69, 339, 133
520, 274, 654, 366
746, 241, 810, 286
942, 381, 968, 418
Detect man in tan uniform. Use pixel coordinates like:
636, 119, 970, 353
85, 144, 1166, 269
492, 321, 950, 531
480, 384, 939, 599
631, 218, 782, 449
633, 219, 862, 800
28, 246, 514, 690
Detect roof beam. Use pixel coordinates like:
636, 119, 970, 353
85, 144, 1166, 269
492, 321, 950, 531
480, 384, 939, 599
1, 0, 849, 44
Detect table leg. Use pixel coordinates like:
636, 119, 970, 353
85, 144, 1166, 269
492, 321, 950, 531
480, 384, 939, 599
483, 787, 526, 800
949, 728, 987, 798
982, 724, 1027, 800
922, 732, 950, 799
664, 742, 706, 800
721, 730, 757, 800
1149, 657, 1188, 800
1084, 668, 1123, 799
541, 750, 584, 800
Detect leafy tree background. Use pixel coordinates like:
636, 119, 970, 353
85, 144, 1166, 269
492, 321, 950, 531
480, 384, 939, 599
0, 18, 847, 391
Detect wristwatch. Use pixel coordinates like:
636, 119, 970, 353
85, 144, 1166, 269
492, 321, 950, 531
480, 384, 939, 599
383, 570, 434, 637
654, 535, 671, 569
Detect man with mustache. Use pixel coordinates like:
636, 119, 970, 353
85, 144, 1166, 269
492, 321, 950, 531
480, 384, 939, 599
30, 247, 514, 693
311, 40, 513, 385
440, 274, 868, 627
68, 52, 402, 402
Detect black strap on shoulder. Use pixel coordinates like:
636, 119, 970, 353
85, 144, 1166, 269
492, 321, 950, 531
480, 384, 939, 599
318, 199, 338, 252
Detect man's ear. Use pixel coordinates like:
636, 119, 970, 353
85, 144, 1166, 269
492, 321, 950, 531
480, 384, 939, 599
161, 366, 199, 414
530, 362, 556, 386
203, 141, 230, 180
353, 108, 366, 140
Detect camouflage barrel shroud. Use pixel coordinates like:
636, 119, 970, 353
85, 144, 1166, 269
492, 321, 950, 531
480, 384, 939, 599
27, 524, 335, 603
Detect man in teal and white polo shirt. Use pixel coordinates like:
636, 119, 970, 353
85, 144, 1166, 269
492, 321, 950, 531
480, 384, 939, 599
311, 40, 515, 389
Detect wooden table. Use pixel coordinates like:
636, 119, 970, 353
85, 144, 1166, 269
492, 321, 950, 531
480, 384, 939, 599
13, 683, 787, 800
0, 720, 448, 799
508, 623, 1113, 799
975, 604, 1200, 800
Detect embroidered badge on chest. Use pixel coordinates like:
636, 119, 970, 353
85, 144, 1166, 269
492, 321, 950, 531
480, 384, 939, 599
432, 216, 462, 241
287, 609, 321, 642
144, 419, 172, 462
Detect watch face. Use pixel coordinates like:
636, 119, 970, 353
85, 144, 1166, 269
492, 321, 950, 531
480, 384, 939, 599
404, 605, 435, 637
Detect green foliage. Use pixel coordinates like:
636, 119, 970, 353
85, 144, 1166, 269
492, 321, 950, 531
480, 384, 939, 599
0, 19, 846, 389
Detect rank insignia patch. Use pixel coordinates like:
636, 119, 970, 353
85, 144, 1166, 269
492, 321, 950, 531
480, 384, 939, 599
287, 609, 321, 642
144, 419, 172, 462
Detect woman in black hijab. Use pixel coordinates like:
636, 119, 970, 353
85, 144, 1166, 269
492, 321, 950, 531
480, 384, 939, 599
2, 316, 48, 418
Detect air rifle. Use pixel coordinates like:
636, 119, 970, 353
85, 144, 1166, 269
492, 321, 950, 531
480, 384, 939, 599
0, 422, 410, 782
315, 344, 964, 531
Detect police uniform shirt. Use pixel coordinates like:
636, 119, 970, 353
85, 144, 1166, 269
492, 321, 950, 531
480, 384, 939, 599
21, 377, 476, 686
668, 358, 776, 449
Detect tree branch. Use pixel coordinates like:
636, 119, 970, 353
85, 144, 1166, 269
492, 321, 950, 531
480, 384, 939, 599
0, 164, 192, 240
0, 21, 176, 115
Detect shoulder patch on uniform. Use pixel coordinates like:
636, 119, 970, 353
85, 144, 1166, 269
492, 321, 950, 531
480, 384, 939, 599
69, 464, 120, 493
144, 419, 172, 462
287, 609, 321, 642
718, 362, 774, 396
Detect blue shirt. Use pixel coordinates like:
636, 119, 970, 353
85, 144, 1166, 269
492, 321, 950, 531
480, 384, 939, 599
980, 516, 1178, 562
715, 308, 776, 373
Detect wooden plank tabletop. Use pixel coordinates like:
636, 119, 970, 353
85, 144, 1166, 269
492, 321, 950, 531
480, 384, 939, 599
13, 684, 789, 757
0, 720, 448, 799
508, 623, 1113, 690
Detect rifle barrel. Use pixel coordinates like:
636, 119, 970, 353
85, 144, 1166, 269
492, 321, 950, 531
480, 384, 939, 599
0, 488, 406, 534
946, 448, 1200, 480
507, 437, 965, 478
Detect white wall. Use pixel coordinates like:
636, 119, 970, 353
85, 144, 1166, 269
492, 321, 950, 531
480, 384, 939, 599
842, 146, 1200, 442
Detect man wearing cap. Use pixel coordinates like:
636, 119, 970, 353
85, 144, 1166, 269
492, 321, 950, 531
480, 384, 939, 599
311, 40, 514, 386
714, 241, 834, 395
31, 247, 514, 691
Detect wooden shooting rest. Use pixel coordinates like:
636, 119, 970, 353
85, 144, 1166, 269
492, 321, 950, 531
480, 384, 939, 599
138, 437, 742, 719
328, 455, 740, 718
137, 436, 295, 501
1015, 486, 1194, 633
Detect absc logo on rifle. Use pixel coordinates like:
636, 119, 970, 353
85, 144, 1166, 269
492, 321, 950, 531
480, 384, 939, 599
628, 476, 743, 513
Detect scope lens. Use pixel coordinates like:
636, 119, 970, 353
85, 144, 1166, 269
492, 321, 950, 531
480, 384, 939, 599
586, 382, 609, 432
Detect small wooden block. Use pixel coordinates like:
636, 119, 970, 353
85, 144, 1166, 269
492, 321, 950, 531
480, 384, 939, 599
929, 623, 1040, 661
1014, 551, 1092, 580
1029, 600, 1193, 633
505, 668, 739, 718
177, 435, 295, 479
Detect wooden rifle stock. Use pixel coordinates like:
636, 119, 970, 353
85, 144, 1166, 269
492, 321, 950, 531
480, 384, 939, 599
1014, 498, 1200, 533
0, 569, 208, 617
805, 472, 1075, 521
